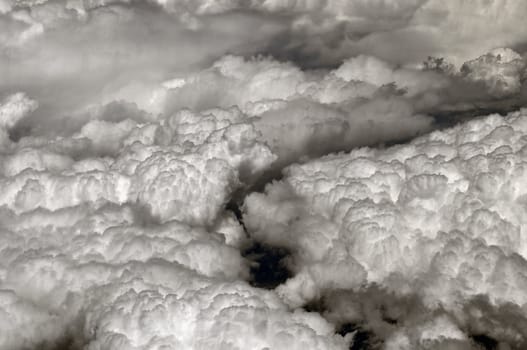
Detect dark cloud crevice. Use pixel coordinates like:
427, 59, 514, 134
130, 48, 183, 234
226, 199, 293, 290
337, 323, 381, 350
470, 334, 499, 350
242, 241, 293, 290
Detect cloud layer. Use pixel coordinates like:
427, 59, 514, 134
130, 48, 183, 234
245, 109, 527, 348
0, 94, 348, 349
1, 1, 527, 349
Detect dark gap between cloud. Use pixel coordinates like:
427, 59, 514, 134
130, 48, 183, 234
337, 323, 383, 350
242, 241, 293, 289
226, 199, 293, 290
470, 334, 499, 350
23, 333, 83, 350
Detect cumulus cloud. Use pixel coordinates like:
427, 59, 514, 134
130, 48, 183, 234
154, 50, 527, 171
0, 104, 345, 349
1, 0, 526, 125
0, 0, 287, 127
1, 1, 527, 350
0, 92, 37, 146
460, 48, 526, 97
244, 109, 527, 348
159, 54, 440, 168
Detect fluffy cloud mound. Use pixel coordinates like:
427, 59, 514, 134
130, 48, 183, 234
245, 109, 527, 348
159, 54, 442, 167
1, 1, 527, 349
0, 93, 37, 130
0, 203, 348, 349
0, 0, 287, 124
84, 279, 346, 350
461, 48, 526, 97
0, 106, 276, 223
1, 44, 527, 350
1, 0, 527, 124
152, 50, 527, 169
0, 92, 37, 146
0, 101, 347, 349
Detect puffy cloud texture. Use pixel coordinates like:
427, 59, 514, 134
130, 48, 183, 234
2, 1, 527, 350
0, 99, 347, 349
245, 109, 527, 348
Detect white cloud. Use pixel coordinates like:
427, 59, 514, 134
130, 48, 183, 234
160, 55, 436, 168
244, 109, 527, 347
461, 48, 526, 97
1, 2, 527, 349
0, 92, 37, 147
0, 91, 348, 349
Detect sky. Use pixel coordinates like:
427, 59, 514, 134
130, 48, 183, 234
1, 1, 527, 349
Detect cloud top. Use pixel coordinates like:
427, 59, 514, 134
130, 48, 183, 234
1, 2, 527, 349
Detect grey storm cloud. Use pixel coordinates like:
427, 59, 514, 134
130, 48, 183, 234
1, 0, 527, 350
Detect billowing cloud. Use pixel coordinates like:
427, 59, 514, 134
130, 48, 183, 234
0, 98, 347, 349
1, 1, 527, 350
1, 0, 526, 122
244, 109, 527, 348
0, 92, 37, 146
460, 48, 526, 97
0, 0, 287, 126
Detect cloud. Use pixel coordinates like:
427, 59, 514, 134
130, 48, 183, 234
207, 0, 527, 68
85, 279, 347, 350
0, 92, 37, 147
0, 202, 348, 349
460, 48, 526, 97
0, 106, 276, 226
1, 2, 527, 349
1, 0, 526, 127
160, 55, 438, 169
244, 108, 527, 348
0, 87, 348, 349
0, 0, 288, 127
155, 50, 526, 171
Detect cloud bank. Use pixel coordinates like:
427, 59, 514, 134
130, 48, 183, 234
1, 0, 527, 349
245, 109, 527, 349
